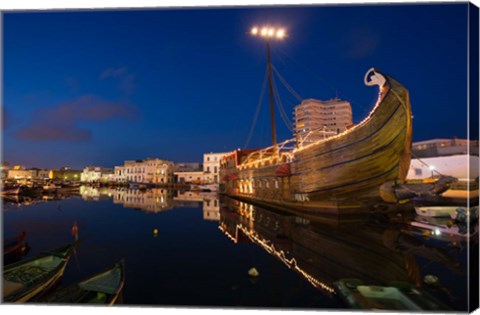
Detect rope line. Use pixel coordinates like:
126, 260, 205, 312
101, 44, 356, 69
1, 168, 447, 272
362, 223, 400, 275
244, 67, 268, 149
272, 74, 294, 132
271, 65, 303, 102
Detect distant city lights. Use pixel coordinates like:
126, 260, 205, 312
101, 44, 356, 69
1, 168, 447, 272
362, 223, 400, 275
251, 26, 286, 39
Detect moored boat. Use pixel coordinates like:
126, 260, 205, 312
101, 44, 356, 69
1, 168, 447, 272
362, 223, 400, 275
39, 259, 125, 305
335, 278, 449, 310
3, 231, 27, 256
220, 68, 412, 215
1, 185, 22, 196
3, 242, 76, 303
414, 206, 458, 218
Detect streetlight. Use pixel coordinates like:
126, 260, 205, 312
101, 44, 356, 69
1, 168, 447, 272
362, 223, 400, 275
250, 26, 287, 153
429, 165, 436, 178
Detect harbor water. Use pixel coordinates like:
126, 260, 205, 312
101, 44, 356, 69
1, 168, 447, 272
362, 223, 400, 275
2, 188, 476, 310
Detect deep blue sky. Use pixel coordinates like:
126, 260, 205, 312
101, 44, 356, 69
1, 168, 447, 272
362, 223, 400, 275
2, 3, 471, 169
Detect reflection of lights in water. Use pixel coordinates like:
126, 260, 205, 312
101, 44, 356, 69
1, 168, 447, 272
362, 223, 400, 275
220, 222, 335, 294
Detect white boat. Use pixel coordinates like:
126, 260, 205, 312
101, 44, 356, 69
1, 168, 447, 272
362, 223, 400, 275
414, 206, 458, 218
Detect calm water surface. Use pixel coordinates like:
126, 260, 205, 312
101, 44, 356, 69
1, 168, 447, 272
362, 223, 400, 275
2, 188, 476, 310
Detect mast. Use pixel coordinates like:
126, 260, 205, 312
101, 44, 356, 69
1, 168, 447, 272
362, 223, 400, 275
266, 40, 277, 152
250, 26, 286, 154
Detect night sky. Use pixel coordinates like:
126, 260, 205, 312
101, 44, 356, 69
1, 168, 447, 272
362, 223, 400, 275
2, 3, 471, 169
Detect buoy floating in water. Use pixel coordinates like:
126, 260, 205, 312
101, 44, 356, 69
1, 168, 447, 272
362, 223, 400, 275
248, 267, 259, 277
153, 228, 158, 236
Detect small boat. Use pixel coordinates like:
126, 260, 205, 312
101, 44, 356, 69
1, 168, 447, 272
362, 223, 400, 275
3, 242, 76, 303
335, 278, 449, 310
43, 182, 60, 191
3, 231, 27, 256
1, 185, 22, 196
40, 259, 125, 305
414, 206, 458, 218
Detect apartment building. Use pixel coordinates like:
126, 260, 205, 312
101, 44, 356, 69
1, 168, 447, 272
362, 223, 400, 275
294, 98, 353, 143
203, 152, 230, 184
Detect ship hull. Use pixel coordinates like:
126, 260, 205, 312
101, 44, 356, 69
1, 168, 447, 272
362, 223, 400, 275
220, 69, 412, 215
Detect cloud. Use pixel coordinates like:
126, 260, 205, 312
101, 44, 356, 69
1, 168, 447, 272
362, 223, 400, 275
16, 95, 138, 142
342, 28, 380, 59
99, 67, 135, 94
65, 76, 80, 92
17, 123, 91, 142
99, 67, 128, 80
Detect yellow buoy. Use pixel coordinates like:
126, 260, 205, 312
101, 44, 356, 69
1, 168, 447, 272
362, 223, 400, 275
153, 228, 158, 236
248, 267, 259, 277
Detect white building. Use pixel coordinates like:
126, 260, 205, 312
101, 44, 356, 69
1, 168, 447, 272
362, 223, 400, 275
407, 154, 479, 181
120, 158, 175, 184
294, 98, 353, 143
412, 138, 478, 158
81, 166, 114, 183
203, 152, 230, 184
174, 171, 205, 184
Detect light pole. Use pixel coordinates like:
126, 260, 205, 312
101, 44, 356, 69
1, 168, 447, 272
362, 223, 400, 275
251, 26, 286, 154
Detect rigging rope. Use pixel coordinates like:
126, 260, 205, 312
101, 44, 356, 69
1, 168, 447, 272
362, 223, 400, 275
271, 65, 303, 102
272, 46, 373, 121
244, 67, 268, 149
271, 74, 294, 132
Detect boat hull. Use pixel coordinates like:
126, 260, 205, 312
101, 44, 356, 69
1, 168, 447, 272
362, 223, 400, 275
220, 69, 412, 214
3, 243, 75, 303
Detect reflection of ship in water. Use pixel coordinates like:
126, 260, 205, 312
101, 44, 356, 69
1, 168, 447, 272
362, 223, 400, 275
219, 197, 463, 307
174, 191, 220, 221
80, 187, 174, 213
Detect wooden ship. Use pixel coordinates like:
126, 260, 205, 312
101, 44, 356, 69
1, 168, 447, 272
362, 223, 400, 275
220, 31, 413, 215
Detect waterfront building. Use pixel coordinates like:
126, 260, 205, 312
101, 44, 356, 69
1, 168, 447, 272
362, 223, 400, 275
114, 166, 126, 183
412, 138, 478, 158
48, 169, 82, 181
174, 171, 205, 184
1, 162, 10, 179
408, 139, 479, 181
120, 158, 175, 184
175, 162, 202, 172
294, 98, 353, 143
407, 154, 478, 181
81, 166, 114, 183
203, 152, 230, 184
7, 167, 49, 180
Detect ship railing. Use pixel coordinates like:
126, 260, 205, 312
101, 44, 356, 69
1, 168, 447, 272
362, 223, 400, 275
296, 127, 338, 149
238, 139, 297, 170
